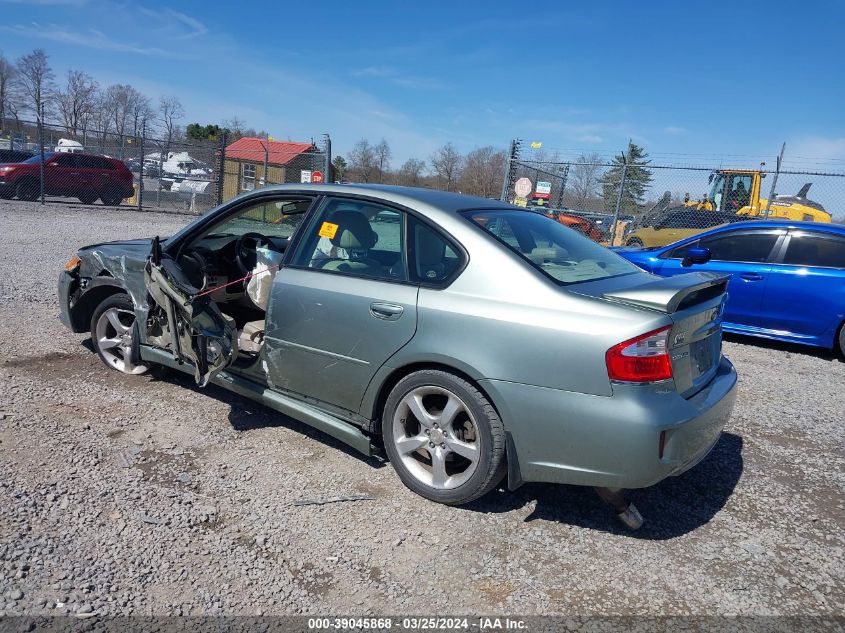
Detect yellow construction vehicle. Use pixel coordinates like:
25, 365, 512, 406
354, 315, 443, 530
684, 169, 831, 222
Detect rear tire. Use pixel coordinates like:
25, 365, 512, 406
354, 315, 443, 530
78, 193, 98, 205
626, 237, 644, 247
100, 187, 124, 206
382, 370, 506, 505
15, 178, 39, 201
90, 294, 149, 375
0, 188, 14, 200
838, 322, 845, 359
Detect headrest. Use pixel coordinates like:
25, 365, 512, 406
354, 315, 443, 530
329, 211, 378, 250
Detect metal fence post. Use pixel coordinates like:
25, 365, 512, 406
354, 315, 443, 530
38, 103, 45, 205
555, 164, 570, 208
763, 142, 786, 219
216, 131, 227, 206
138, 122, 145, 212
500, 139, 521, 202
610, 141, 632, 246
323, 134, 332, 182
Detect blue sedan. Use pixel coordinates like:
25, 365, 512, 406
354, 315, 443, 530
616, 220, 845, 356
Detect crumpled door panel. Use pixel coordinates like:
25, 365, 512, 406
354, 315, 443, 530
144, 257, 237, 387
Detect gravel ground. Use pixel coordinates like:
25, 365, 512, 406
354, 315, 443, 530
0, 200, 843, 618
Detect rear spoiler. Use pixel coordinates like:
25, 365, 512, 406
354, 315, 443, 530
603, 272, 729, 314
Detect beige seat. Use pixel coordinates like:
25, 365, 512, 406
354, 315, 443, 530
318, 211, 383, 276
238, 320, 265, 354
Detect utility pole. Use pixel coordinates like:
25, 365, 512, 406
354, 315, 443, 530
610, 139, 633, 246
763, 142, 786, 219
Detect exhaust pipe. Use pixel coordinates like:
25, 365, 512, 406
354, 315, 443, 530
594, 487, 644, 530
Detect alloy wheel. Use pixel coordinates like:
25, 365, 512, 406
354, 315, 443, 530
392, 386, 481, 490
94, 307, 148, 375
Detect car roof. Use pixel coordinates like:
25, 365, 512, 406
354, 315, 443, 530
710, 219, 845, 234
257, 183, 514, 214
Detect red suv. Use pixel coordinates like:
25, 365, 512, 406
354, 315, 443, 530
0, 152, 134, 205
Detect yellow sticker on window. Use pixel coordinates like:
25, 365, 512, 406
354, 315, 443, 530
318, 221, 339, 239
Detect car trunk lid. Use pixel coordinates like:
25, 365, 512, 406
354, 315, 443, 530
575, 271, 729, 398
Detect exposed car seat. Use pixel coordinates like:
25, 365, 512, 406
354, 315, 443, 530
319, 211, 383, 275
237, 320, 265, 354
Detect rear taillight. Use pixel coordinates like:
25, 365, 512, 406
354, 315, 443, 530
606, 325, 673, 383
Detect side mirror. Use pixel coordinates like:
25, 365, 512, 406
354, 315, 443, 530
682, 246, 711, 267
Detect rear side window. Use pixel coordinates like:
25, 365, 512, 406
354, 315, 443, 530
699, 231, 780, 263
408, 219, 461, 284
466, 209, 639, 285
782, 233, 845, 268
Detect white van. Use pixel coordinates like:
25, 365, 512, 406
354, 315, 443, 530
55, 139, 84, 153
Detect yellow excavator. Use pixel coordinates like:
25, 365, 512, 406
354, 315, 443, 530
684, 169, 831, 222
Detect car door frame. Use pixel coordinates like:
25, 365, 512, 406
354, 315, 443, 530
759, 228, 845, 344
46, 153, 79, 195
655, 226, 787, 329
262, 192, 468, 418
141, 191, 323, 385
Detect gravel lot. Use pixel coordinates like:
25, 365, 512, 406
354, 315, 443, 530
0, 200, 843, 618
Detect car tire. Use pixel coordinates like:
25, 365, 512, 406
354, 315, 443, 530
626, 238, 644, 247
78, 193, 99, 205
90, 294, 149, 375
838, 322, 845, 359
100, 188, 124, 206
382, 370, 506, 505
15, 178, 39, 201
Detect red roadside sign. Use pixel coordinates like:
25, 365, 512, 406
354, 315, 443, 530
311, 170, 324, 184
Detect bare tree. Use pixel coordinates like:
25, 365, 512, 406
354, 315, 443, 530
222, 116, 246, 140
103, 84, 150, 139
374, 139, 392, 183
159, 95, 184, 145
397, 158, 426, 187
430, 142, 462, 191
570, 152, 602, 211
348, 139, 377, 182
57, 70, 98, 136
14, 48, 56, 119
461, 146, 505, 198
0, 52, 16, 130
130, 92, 154, 138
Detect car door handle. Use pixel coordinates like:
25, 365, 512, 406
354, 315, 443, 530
370, 302, 404, 320
740, 273, 764, 281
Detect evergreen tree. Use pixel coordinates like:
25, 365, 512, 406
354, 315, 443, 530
601, 144, 653, 213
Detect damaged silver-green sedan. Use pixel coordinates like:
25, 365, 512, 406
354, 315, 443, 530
59, 184, 738, 527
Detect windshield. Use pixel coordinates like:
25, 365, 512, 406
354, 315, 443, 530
22, 152, 56, 164
465, 209, 640, 285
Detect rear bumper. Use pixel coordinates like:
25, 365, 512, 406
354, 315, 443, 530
480, 357, 738, 489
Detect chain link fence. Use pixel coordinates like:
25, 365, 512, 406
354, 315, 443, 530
0, 118, 330, 215
500, 139, 845, 246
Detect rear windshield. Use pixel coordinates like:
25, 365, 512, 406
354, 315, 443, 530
465, 209, 640, 285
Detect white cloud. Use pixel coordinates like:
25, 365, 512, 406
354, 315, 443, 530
351, 65, 443, 90
0, 23, 187, 57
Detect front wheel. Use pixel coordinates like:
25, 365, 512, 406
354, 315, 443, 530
626, 237, 644, 247
90, 294, 149, 375
78, 193, 98, 205
15, 178, 39, 201
382, 370, 506, 505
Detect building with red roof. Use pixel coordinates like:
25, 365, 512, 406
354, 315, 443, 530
222, 136, 322, 201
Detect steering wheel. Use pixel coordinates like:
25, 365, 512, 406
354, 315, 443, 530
234, 232, 271, 275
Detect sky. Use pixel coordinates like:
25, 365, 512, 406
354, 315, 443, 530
2, 0, 845, 173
